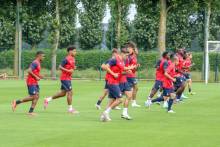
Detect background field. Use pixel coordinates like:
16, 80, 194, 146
0, 80, 220, 147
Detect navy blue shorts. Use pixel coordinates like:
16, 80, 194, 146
61, 80, 72, 91
127, 77, 138, 88
152, 80, 163, 90
104, 80, 108, 89
119, 82, 131, 93
184, 73, 191, 80
108, 84, 122, 99
162, 88, 174, 97
174, 77, 185, 89
27, 85, 39, 96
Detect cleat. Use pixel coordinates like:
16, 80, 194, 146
100, 112, 111, 122
163, 101, 168, 108
168, 110, 175, 113
68, 109, 79, 114
121, 114, 132, 120
145, 100, 152, 107
113, 106, 121, 110
132, 103, 141, 108
181, 94, 188, 99
27, 112, 37, 116
95, 104, 101, 110
11, 100, 17, 112
189, 92, 196, 95
44, 98, 49, 110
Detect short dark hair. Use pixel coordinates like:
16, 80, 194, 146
67, 45, 76, 52
36, 51, 44, 56
162, 51, 169, 58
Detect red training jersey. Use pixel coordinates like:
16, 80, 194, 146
162, 61, 176, 89
107, 55, 125, 85
26, 59, 41, 86
60, 55, 75, 81
126, 54, 137, 78
183, 58, 191, 73
155, 58, 168, 81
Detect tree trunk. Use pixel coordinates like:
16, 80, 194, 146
14, 0, 22, 78
51, 0, 60, 79
204, 1, 211, 83
158, 0, 167, 54
116, 1, 121, 49
31, 43, 37, 50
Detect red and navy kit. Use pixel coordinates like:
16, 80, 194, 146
106, 56, 124, 98
60, 55, 75, 91
152, 58, 168, 90
183, 58, 192, 80
162, 61, 176, 96
26, 60, 41, 95
119, 60, 131, 93
126, 54, 138, 87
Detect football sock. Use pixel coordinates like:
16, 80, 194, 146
68, 105, 73, 110
168, 99, 174, 111
152, 96, 164, 103
29, 107, 34, 113
105, 107, 111, 114
16, 100, 21, 104
123, 108, 128, 115
97, 100, 102, 105
176, 94, 181, 100
189, 88, 192, 93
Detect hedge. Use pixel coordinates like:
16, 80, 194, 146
0, 49, 219, 71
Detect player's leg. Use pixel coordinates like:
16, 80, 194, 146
168, 92, 176, 113
12, 85, 38, 112
129, 78, 140, 107
122, 82, 132, 120
101, 84, 122, 122
96, 85, 108, 110
145, 80, 162, 107
28, 93, 39, 116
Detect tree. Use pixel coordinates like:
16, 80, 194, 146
108, 0, 131, 49
132, 0, 159, 51
78, 0, 106, 50
22, 0, 49, 50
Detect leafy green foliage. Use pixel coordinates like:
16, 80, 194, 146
78, 0, 106, 50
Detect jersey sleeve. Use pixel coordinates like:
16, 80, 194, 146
155, 60, 161, 68
163, 61, 168, 70
108, 58, 117, 66
30, 62, 38, 70
61, 58, 68, 67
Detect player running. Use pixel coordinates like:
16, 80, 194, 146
125, 41, 141, 107
95, 48, 119, 110
145, 51, 170, 108
44, 45, 79, 114
146, 53, 178, 113
100, 48, 134, 122
11, 51, 45, 116
183, 52, 195, 95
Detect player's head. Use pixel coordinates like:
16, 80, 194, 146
67, 45, 77, 57
126, 41, 137, 55
36, 51, 45, 61
162, 51, 170, 59
111, 48, 119, 57
170, 53, 179, 65
120, 48, 129, 60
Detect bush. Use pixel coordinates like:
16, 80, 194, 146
0, 49, 219, 72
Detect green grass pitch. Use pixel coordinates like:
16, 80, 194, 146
0, 80, 220, 147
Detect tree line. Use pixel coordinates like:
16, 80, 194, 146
0, 0, 220, 77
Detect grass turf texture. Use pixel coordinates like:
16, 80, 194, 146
0, 80, 220, 147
